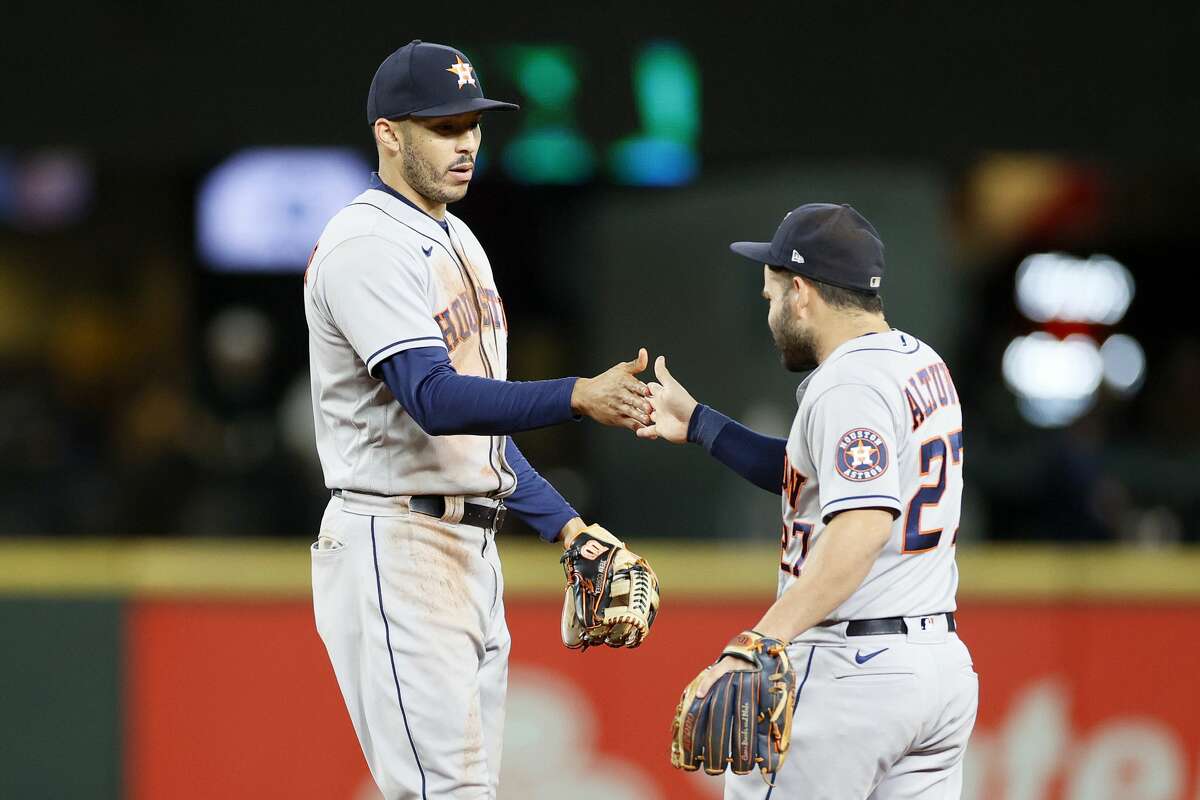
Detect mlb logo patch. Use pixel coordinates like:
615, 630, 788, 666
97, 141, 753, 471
834, 428, 890, 482
870, 276, 881, 288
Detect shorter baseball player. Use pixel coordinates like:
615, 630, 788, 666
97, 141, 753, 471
650, 205, 978, 798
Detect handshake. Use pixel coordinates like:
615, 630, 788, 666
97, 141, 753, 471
557, 348, 697, 656
570, 347, 696, 444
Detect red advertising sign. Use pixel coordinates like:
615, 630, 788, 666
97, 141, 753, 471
125, 599, 1200, 799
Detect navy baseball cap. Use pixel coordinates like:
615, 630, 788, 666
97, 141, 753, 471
730, 204, 886, 295
367, 40, 519, 123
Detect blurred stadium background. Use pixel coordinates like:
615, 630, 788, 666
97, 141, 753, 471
2, 3, 1198, 798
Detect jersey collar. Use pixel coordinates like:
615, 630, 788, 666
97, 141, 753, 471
824, 329, 919, 366
368, 172, 450, 234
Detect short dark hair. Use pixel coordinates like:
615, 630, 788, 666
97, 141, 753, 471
769, 266, 884, 314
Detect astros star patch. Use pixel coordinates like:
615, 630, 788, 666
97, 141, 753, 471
446, 55, 476, 89
834, 428, 889, 482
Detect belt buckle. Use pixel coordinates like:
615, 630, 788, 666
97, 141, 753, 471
492, 503, 506, 532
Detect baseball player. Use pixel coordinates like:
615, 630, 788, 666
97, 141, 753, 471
304, 41, 656, 799
646, 204, 978, 798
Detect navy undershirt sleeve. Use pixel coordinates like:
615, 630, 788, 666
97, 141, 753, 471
503, 437, 579, 542
378, 347, 578, 436
687, 404, 786, 495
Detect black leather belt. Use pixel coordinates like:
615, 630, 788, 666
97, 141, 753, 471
332, 490, 505, 531
410, 495, 505, 530
845, 612, 956, 636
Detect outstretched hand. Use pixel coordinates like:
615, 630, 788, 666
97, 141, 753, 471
571, 348, 652, 431
636, 356, 698, 444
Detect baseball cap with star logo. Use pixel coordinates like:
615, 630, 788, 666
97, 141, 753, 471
366, 40, 519, 124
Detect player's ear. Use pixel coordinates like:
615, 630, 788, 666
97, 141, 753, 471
792, 275, 810, 309
374, 119, 402, 153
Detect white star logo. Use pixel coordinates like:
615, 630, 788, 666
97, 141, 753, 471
446, 55, 476, 89
848, 441, 877, 468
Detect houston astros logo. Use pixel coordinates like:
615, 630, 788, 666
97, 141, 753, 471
446, 55, 476, 89
834, 428, 889, 481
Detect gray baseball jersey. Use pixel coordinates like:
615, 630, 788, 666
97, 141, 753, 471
779, 329, 963, 623
303, 184, 515, 497
726, 328, 977, 799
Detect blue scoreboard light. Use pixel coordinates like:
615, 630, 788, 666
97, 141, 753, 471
195, 42, 701, 270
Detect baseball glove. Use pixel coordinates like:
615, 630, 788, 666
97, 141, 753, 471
670, 630, 797, 783
560, 525, 659, 650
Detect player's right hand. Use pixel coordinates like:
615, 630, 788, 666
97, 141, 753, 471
636, 356, 698, 444
571, 348, 652, 431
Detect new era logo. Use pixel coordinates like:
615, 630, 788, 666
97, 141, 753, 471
791, 250, 805, 264
870, 276, 881, 288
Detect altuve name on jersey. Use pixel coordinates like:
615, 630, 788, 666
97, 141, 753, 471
904, 361, 959, 432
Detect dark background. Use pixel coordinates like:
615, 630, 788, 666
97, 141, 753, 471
2, 1, 1197, 543
6, 3, 1196, 161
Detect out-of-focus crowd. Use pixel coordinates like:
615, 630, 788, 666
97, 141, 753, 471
2, 155, 1197, 544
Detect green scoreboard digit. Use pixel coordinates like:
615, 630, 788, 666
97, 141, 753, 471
488, 41, 701, 186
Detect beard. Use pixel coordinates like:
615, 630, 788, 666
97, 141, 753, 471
772, 314, 820, 372
401, 140, 468, 205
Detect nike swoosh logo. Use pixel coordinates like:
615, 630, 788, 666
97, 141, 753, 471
854, 647, 888, 664
422, 246, 433, 257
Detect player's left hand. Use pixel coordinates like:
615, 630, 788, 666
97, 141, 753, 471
560, 524, 660, 650
671, 630, 798, 782
694, 654, 754, 697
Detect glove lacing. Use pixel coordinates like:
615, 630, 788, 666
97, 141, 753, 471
629, 570, 652, 615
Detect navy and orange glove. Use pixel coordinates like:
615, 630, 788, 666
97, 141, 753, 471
670, 630, 797, 783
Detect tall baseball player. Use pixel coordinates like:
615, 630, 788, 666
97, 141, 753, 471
649, 204, 978, 798
304, 41, 658, 799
